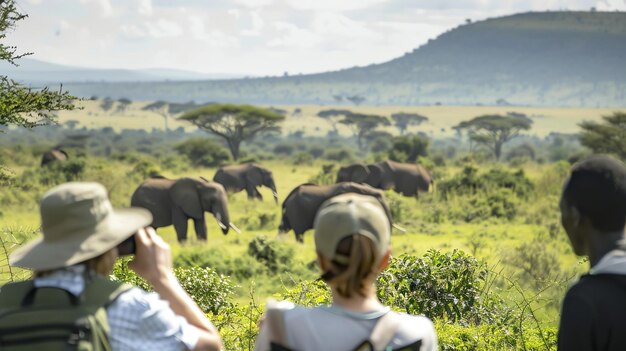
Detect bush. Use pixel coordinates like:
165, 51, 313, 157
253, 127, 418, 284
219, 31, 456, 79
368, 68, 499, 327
438, 166, 533, 199
247, 235, 294, 274
175, 138, 231, 167
389, 134, 429, 162
324, 147, 354, 162
174, 246, 266, 280
112, 260, 235, 314
377, 250, 509, 325
506, 236, 562, 289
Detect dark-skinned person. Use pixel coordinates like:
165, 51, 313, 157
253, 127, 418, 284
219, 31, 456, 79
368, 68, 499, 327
558, 154, 626, 351
253, 193, 437, 351
0, 182, 223, 351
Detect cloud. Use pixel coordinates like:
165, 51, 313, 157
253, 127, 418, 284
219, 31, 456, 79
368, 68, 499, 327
268, 21, 320, 48
233, 0, 276, 8
122, 19, 184, 38
79, 0, 113, 18
137, 0, 153, 16
284, 0, 388, 11
241, 11, 265, 36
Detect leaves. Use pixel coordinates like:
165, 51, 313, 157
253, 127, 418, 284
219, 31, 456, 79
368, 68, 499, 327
579, 112, 626, 159
0, 1, 76, 130
454, 114, 532, 160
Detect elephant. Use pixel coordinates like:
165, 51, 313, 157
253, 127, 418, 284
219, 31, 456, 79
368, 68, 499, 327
213, 163, 278, 203
278, 182, 392, 243
130, 177, 231, 243
41, 149, 68, 167
336, 160, 433, 198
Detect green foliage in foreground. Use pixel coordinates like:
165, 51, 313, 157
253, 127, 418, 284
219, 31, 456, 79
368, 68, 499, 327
112, 260, 235, 315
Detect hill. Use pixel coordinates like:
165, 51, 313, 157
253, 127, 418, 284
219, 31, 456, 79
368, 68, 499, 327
54, 11, 626, 106
0, 58, 245, 83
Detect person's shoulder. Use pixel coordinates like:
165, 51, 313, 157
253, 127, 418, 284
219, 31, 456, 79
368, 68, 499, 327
567, 274, 626, 297
392, 312, 436, 340
108, 287, 166, 311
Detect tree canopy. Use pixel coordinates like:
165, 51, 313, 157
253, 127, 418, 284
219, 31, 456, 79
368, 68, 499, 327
0, 1, 76, 131
391, 112, 429, 134
453, 114, 532, 160
179, 104, 285, 160
340, 113, 390, 151
317, 109, 352, 133
579, 112, 626, 159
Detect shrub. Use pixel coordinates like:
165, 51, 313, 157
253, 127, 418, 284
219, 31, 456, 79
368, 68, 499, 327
112, 260, 235, 314
377, 250, 509, 325
388, 134, 429, 162
247, 235, 294, 274
438, 166, 533, 199
174, 246, 266, 280
292, 152, 313, 165
324, 147, 354, 162
506, 236, 562, 289
175, 138, 231, 167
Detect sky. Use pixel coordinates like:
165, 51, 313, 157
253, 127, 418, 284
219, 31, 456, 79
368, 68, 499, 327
7, 0, 626, 76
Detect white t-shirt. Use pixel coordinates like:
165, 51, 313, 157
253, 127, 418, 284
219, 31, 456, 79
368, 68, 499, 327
254, 301, 437, 351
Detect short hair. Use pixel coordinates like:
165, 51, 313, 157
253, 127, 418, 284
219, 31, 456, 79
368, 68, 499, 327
562, 154, 626, 232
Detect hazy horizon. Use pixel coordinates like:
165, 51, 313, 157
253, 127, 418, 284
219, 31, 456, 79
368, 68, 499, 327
7, 0, 626, 76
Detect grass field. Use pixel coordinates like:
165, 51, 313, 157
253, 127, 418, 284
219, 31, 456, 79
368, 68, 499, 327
2, 101, 607, 349
59, 100, 623, 137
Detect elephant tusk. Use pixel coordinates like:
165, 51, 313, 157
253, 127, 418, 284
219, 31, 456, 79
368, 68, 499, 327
217, 221, 228, 230
229, 222, 241, 234
392, 224, 406, 233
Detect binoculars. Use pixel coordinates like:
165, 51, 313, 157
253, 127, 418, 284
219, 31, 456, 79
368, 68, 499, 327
116, 234, 136, 256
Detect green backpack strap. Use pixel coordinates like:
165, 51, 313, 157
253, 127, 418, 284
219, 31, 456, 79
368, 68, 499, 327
82, 276, 133, 350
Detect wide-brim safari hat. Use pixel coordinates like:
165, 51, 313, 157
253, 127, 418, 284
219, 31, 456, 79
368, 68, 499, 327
10, 182, 152, 271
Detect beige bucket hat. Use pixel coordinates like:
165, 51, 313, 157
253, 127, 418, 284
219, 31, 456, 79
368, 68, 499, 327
10, 182, 152, 271
314, 193, 391, 264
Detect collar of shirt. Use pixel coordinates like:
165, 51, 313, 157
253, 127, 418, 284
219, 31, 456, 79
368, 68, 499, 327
590, 249, 626, 275
33, 264, 87, 296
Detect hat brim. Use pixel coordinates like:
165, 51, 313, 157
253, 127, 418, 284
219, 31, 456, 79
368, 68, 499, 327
10, 208, 152, 271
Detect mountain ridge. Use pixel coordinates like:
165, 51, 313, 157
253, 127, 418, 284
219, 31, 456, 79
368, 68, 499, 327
18, 11, 626, 107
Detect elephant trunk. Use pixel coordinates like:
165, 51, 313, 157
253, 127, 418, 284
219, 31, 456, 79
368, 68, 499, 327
266, 178, 279, 204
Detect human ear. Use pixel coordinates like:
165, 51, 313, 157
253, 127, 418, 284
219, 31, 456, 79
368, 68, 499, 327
317, 252, 330, 272
379, 250, 391, 271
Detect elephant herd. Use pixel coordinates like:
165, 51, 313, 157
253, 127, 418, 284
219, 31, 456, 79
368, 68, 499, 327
40, 147, 432, 243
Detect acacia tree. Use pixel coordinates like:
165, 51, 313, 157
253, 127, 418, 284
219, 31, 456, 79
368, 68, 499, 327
317, 109, 352, 134
391, 112, 428, 135
179, 104, 285, 160
143, 100, 200, 131
453, 114, 532, 160
115, 98, 132, 114
340, 113, 390, 151
0, 0, 75, 131
579, 112, 626, 159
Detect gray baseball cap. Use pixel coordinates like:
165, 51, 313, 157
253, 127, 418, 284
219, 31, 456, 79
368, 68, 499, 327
314, 193, 391, 263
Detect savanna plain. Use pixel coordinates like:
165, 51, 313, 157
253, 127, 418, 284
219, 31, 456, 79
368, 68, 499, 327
1, 100, 619, 350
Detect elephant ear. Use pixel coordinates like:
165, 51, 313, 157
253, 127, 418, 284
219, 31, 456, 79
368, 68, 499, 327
351, 164, 370, 183
170, 178, 203, 219
246, 166, 264, 186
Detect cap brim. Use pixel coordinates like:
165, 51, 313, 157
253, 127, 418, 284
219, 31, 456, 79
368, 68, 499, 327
10, 208, 152, 271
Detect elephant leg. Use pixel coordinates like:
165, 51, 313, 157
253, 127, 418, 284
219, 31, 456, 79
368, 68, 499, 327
172, 207, 189, 243
194, 217, 207, 241
295, 232, 304, 243
253, 187, 263, 201
245, 185, 257, 200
